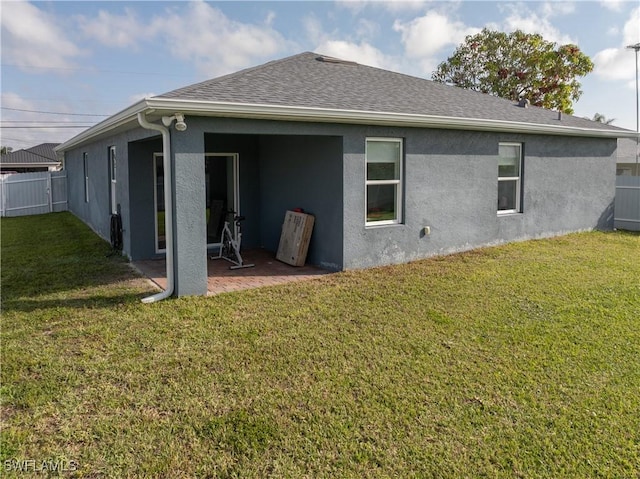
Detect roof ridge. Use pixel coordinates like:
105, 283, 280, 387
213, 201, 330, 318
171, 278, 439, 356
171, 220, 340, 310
0, 148, 60, 165
350, 60, 631, 129
25, 143, 59, 161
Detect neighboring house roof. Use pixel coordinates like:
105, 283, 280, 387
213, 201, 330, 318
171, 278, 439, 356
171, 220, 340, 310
56, 52, 638, 153
1, 143, 61, 168
24, 143, 60, 161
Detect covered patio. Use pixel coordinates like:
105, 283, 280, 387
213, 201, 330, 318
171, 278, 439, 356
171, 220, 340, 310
134, 249, 330, 295
126, 127, 344, 298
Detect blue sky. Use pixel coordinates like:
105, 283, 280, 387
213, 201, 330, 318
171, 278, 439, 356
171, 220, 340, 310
1, 0, 638, 149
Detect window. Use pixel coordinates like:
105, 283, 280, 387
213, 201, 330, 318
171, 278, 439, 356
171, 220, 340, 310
83, 152, 89, 203
498, 143, 522, 214
366, 138, 403, 225
109, 146, 117, 214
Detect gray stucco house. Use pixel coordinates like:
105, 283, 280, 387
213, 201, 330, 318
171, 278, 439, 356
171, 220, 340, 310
56, 52, 637, 300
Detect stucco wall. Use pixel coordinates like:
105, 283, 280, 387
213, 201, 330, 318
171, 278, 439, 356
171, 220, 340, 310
64, 115, 618, 297
66, 141, 111, 241
258, 135, 343, 270
204, 132, 344, 271
128, 137, 162, 260
342, 127, 617, 269
65, 127, 158, 256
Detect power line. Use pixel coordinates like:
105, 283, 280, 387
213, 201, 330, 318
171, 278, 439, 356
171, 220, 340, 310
2, 63, 193, 77
1, 120, 96, 124
0, 126, 92, 129
1, 107, 110, 117
0, 137, 37, 145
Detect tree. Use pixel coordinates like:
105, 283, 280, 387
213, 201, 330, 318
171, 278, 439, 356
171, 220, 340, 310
1, 146, 13, 155
589, 113, 615, 125
432, 29, 594, 114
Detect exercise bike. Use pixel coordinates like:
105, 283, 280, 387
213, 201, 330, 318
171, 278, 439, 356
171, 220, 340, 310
211, 211, 254, 269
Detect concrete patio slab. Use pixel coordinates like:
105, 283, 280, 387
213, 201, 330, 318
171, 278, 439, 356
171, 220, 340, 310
134, 249, 331, 295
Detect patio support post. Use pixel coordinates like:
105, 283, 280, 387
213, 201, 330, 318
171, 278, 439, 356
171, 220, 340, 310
170, 123, 208, 296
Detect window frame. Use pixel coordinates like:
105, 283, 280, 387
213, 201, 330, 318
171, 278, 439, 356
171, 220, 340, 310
497, 142, 523, 215
83, 152, 89, 203
108, 146, 117, 215
365, 137, 403, 227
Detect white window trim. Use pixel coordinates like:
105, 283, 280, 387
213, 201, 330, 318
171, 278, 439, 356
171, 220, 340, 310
497, 142, 522, 215
109, 146, 117, 215
365, 137, 403, 227
83, 152, 89, 203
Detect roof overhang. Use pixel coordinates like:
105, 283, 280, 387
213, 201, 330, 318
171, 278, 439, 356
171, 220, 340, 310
55, 97, 639, 153
0, 162, 60, 168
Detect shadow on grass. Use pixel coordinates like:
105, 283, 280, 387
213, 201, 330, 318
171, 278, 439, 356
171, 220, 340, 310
2, 289, 154, 313
612, 228, 640, 237
1, 213, 157, 310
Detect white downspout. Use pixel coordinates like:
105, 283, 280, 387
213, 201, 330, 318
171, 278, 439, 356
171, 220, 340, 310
137, 112, 174, 303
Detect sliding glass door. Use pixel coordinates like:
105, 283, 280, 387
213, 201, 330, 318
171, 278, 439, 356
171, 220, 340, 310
153, 153, 238, 253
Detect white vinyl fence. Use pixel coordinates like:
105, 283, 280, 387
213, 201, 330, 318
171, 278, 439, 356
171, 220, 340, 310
614, 175, 640, 232
0, 171, 67, 217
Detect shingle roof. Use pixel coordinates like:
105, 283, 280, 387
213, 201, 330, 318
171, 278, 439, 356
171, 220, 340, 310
25, 143, 60, 161
1, 143, 60, 166
157, 52, 628, 133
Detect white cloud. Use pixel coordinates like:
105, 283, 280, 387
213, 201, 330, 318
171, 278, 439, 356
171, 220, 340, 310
128, 92, 157, 104
0, 0, 83, 71
593, 7, 640, 82
356, 18, 380, 42
188, 3, 292, 75
499, 3, 575, 45
151, 1, 289, 76
337, 0, 430, 14
304, 12, 380, 47
0, 92, 83, 147
394, 11, 479, 59
622, 6, 640, 45
265, 11, 277, 27
73, 0, 291, 77
600, 0, 624, 12
76, 8, 148, 48
607, 26, 620, 36
541, 2, 576, 17
593, 48, 635, 81
315, 40, 396, 70
303, 9, 396, 71
303, 14, 326, 46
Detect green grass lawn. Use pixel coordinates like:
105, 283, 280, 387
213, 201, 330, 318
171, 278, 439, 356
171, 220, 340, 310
1, 212, 639, 478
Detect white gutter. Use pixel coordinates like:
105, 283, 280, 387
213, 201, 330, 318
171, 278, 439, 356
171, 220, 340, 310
143, 98, 640, 139
55, 99, 148, 153
137, 112, 174, 303
55, 98, 638, 155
